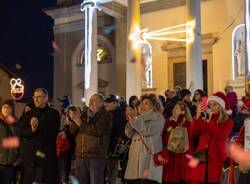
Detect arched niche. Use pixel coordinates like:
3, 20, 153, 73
71, 35, 115, 106
232, 24, 245, 80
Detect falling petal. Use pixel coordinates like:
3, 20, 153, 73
15, 64, 22, 69
228, 143, 250, 164
52, 41, 62, 54
5, 115, 16, 125
131, 56, 137, 63
185, 154, 199, 168
185, 153, 192, 160
143, 169, 149, 177
188, 157, 200, 168
2, 137, 20, 149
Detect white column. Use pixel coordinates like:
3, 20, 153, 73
245, 0, 250, 93
81, 0, 98, 104
126, 0, 142, 99
186, 0, 203, 92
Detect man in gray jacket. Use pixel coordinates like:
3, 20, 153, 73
69, 94, 112, 184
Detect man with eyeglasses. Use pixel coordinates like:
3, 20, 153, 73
18, 88, 60, 184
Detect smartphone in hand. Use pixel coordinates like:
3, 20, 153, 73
201, 97, 208, 112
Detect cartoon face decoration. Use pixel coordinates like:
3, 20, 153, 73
10, 78, 24, 100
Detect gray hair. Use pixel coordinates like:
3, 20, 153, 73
34, 88, 48, 96
92, 93, 104, 103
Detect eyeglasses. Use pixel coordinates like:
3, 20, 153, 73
33, 96, 46, 100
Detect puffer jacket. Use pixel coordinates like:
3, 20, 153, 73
70, 108, 112, 159
0, 119, 18, 165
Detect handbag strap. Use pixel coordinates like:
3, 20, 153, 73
179, 117, 186, 127
170, 116, 186, 128
137, 132, 152, 155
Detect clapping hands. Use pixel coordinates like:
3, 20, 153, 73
228, 143, 250, 173
69, 111, 82, 127
30, 117, 39, 132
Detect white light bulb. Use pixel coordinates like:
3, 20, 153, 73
81, 97, 86, 102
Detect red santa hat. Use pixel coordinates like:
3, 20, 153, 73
207, 92, 232, 114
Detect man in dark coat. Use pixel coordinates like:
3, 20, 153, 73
19, 88, 60, 184
69, 94, 112, 184
104, 94, 126, 184
180, 89, 196, 117
163, 95, 180, 118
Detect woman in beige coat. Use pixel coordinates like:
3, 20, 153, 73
125, 94, 165, 184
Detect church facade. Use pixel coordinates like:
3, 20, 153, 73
45, 0, 245, 109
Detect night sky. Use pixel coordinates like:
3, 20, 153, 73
0, 0, 57, 101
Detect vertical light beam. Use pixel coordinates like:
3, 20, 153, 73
246, 0, 250, 72
81, 0, 96, 90
245, 0, 250, 95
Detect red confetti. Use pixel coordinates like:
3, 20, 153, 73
52, 41, 62, 54
5, 115, 16, 125
186, 154, 199, 168
131, 56, 137, 63
2, 137, 20, 149
188, 158, 200, 168
143, 169, 149, 177
15, 64, 22, 69
228, 143, 250, 164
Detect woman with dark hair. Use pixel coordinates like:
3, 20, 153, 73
57, 105, 78, 183
129, 96, 140, 113
192, 89, 207, 117
158, 95, 166, 106
125, 93, 165, 184
0, 99, 19, 184
192, 89, 206, 104
19, 102, 35, 122
129, 96, 139, 107
23, 103, 35, 114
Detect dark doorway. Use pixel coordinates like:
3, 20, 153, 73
173, 60, 208, 93
173, 62, 186, 89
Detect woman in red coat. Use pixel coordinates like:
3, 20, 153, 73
191, 92, 233, 184
163, 102, 193, 184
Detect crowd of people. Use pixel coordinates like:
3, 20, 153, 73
0, 85, 250, 184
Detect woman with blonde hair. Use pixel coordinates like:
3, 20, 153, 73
191, 92, 233, 184
124, 93, 165, 184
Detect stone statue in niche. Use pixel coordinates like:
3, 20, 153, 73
234, 27, 246, 77
141, 42, 153, 88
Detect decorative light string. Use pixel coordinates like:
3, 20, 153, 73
10, 78, 24, 100
129, 21, 195, 49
